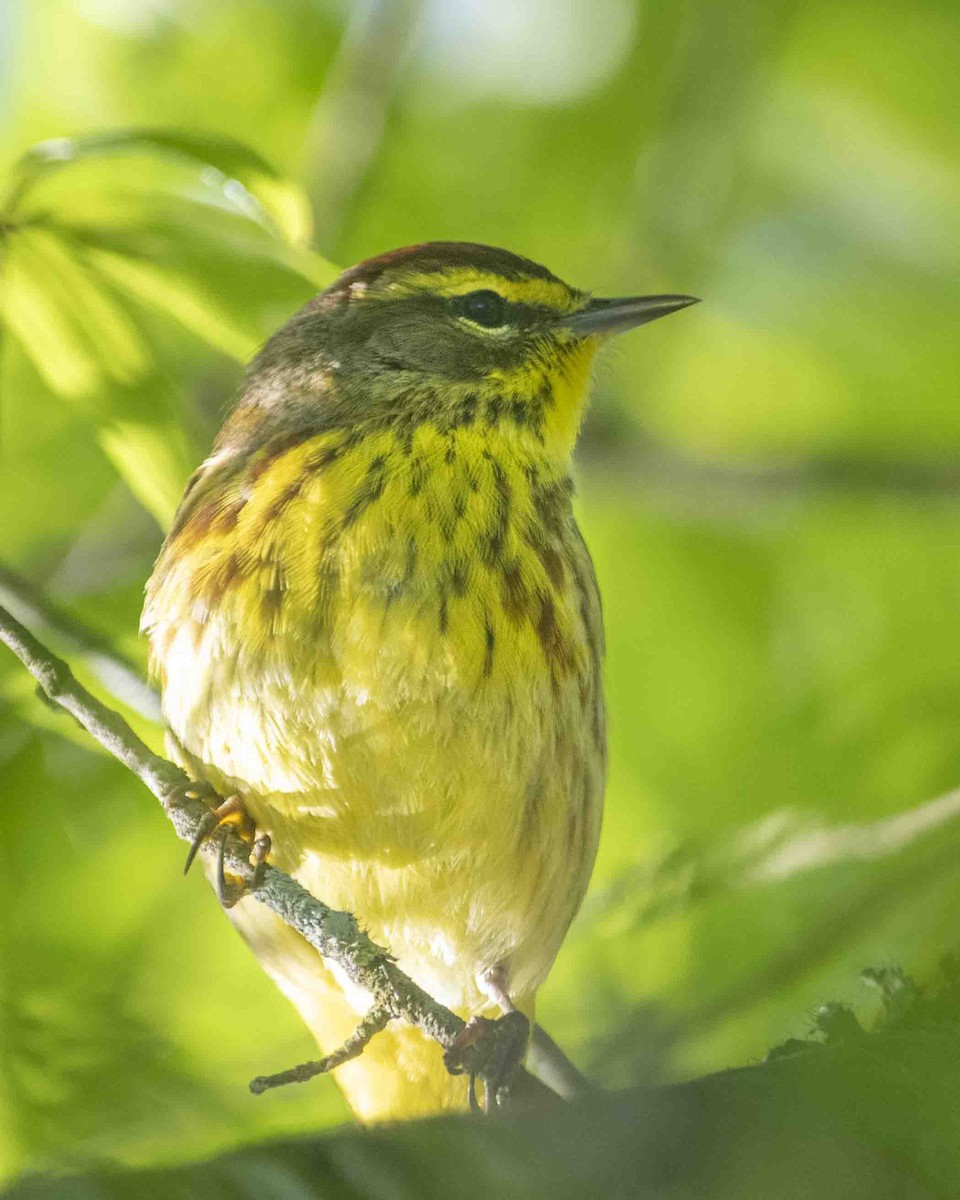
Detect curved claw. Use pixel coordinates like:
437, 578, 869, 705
215, 833, 233, 906
183, 808, 221, 876
180, 792, 270, 908
214, 830, 271, 909
181, 794, 248, 875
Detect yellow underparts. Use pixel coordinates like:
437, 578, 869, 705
144, 393, 605, 1121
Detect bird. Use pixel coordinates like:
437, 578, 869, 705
142, 242, 697, 1122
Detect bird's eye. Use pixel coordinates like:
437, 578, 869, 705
456, 290, 507, 329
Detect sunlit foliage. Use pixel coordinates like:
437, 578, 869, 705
1, 0, 959, 1186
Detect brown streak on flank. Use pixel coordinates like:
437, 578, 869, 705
566, 524, 605, 753
536, 590, 574, 676
409, 456, 429, 497
167, 464, 213, 538
260, 583, 286, 623
449, 557, 470, 597
525, 383, 551, 440
342, 455, 387, 529
449, 393, 478, 429
483, 395, 506, 426
539, 543, 566, 591
438, 587, 449, 636
531, 476, 574, 538
215, 499, 246, 533
523, 522, 565, 592
565, 801, 581, 856
195, 551, 246, 610
306, 441, 346, 472
481, 451, 512, 568
482, 616, 496, 679
519, 769, 545, 849
173, 502, 216, 546
173, 496, 246, 551
522, 460, 541, 487
402, 536, 418, 587
499, 558, 527, 625
262, 478, 304, 526
438, 488, 467, 543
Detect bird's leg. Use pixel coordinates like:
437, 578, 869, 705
444, 965, 529, 1113
480, 965, 516, 1014
179, 787, 271, 909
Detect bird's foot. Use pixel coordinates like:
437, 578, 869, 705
179, 787, 271, 909
443, 1011, 530, 1114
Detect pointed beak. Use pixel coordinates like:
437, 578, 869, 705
561, 293, 700, 337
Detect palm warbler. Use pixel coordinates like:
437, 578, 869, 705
143, 243, 697, 1120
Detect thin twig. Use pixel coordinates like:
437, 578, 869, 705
0, 599, 569, 1105
0, 601, 461, 1036
0, 562, 161, 722
249, 1006, 394, 1094
0, 583, 585, 1095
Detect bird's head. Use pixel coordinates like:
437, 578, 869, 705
219, 242, 697, 463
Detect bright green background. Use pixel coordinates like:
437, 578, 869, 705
2, 0, 960, 1184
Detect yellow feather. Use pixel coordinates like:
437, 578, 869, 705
143, 252, 607, 1121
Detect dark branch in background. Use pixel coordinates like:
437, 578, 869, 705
578, 424, 960, 510
0, 598, 577, 1106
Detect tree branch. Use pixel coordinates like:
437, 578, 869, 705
0, 599, 570, 1105
249, 1006, 394, 1094
0, 563, 161, 722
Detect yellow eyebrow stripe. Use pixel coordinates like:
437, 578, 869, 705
384, 269, 582, 313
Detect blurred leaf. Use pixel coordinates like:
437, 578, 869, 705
0, 230, 196, 521
3, 0, 960, 1189
18, 228, 153, 386
0, 232, 105, 398
5, 1027, 960, 1199
94, 377, 197, 529
86, 247, 258, 364
3, 129, 313, 247
0, 131, 334, 525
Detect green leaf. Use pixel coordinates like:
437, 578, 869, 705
0, 228, 194, 523
86, 246, 260, 363
0, 232, 105, 398
3, 129, 313, 247
16, 227, 153, 387
96, 390, 196, 529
